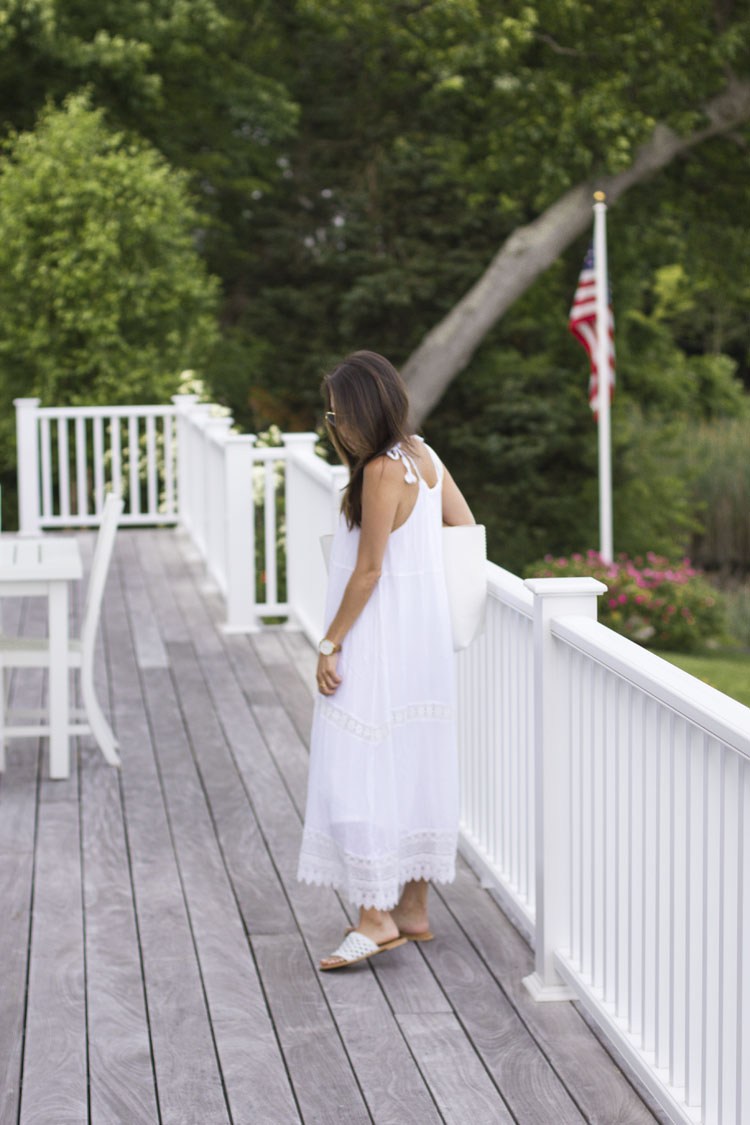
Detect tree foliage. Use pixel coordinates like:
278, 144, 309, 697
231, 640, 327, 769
0, 94, 221, 476
0, 1, 748, 566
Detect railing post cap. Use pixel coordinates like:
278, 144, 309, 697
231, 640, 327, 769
524, 576, 608, 597
171, 393, 200, 407
14, 397, 41, 406
281, 431, 319, 447
224, 432, 257, 445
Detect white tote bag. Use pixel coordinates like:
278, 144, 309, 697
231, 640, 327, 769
441, 524, 487, 651
319, 523, 487, 652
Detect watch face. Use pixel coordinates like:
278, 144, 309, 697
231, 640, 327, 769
320, 639, 333, 655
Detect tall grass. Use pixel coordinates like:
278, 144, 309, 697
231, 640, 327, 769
684, 416, 750, 574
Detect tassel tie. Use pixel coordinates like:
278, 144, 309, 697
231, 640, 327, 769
386, 443, 418, 484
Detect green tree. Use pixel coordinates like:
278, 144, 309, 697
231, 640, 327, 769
0, 93, 221, 480
0, 0, 298, 283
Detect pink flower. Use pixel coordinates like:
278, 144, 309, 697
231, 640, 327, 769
682, 607, 690, 617
556, 558, 568, 567
618, 593, 627, 604
635, 595, 644, 604
572, 553, 582, 562
666, 606, 676, 615
608, 599, 617, 608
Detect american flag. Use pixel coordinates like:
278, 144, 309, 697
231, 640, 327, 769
569, 242, 615, 417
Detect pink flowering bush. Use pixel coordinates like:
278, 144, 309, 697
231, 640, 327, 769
523, 551, 727, 652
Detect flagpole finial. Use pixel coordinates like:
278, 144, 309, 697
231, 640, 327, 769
593, 190, 606, 202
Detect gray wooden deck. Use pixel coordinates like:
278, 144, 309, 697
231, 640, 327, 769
0, 528, 664, 1125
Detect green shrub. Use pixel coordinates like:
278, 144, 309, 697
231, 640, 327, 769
523, 551, 727, 652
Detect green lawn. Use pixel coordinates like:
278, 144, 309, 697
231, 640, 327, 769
653, 650, 750, 708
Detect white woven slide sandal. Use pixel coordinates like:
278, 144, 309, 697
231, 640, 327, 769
319, 930, 407, 971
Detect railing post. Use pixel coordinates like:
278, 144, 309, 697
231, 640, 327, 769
330, 465, 349, 527
171, 393, 199, 530
282, 433, 320, 631
14, 398, 41, 536
522, 576, 607, 1001
188, 404, 214, 555
204, 416, 233, 590
221, 433, 259, 633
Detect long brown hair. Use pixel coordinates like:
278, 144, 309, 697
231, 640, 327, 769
323, 350, 413, 528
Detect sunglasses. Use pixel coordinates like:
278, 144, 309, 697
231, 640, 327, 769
325, 411, 336, 426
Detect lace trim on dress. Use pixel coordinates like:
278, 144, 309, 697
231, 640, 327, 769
317, 698, 454, 744
297, 827, 457, 910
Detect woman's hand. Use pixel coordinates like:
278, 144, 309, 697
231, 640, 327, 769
316, 652, 342, 696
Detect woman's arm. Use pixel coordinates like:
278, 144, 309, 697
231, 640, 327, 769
441, 464, 476, 527
316, 456, 403, 695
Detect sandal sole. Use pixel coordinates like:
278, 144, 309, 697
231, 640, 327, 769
343, 926, 434, 942
319, 935, 407, 971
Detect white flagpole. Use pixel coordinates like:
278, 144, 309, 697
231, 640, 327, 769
593, 191, 613, 563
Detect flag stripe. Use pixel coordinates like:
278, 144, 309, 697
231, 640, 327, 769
569, 242, 616, 417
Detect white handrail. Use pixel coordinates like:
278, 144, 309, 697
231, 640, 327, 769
552, 614, 750, 758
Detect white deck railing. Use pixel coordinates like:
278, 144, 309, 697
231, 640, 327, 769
15, 398, 178, 529
547, 615, 749, 1125
15, 395, 347, 634
459, 575, 750, 1125
456, 565, 536, 943
14, 396, 750, 1123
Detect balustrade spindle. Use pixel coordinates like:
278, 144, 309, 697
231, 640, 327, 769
264, 460, 278, 609
40, 416, 52, 520
58, 418, 70, 520
111, 417, 122, 502
93, 415, 105, 513
75, 415, 87, 517
128, 416, 140, 517
164, 416, 175, 517
146, 415, 157, 516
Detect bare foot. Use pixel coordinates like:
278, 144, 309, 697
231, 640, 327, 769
390, 902, 431, 938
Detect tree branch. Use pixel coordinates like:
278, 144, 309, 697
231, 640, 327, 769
534, 32, 582, 57
403, 78, 750, 427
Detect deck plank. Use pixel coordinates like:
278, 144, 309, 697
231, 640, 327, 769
106, 550, 230, 1124
421, 890, 586, 1123
0, 601, 43, 1125
81, 544, 158, 1124
0, 529, 667, 1125
148, 535, 299, 937
81, 748, 160, 1125
6, 591, 87, 1125
163, 538, 446, 1125
141, 663, 300, 1125
396, 1012, 514, 1124
20, 782, 87, 1125
439, 861, 660, 1124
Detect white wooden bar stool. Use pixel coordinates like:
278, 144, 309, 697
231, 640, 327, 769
0, 493, 124, 772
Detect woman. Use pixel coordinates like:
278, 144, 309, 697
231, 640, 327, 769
296, 351, 475, 970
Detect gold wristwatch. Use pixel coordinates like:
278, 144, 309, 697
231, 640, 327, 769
318, 638, 342, 656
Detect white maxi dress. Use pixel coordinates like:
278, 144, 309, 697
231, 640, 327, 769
297, 437, 459, 910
